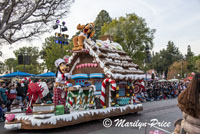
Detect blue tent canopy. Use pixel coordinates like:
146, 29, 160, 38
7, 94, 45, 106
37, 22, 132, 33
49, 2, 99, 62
36, 72, 56, 77
0, 71, 35, 78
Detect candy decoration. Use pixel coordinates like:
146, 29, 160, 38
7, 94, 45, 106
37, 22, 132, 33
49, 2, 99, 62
82, 93, 87, 110
116, 94, 119, 98
91, 88, 95, 109
116, 86, 119, 90
67, 91, 74, 108
75, 88, 83, 110
100, 78, 116, 107
86, 88, 92, 109
5, 114, 15, 122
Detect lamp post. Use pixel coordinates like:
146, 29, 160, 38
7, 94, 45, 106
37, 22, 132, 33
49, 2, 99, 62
144, 44, 151, 80
18, 52, 30, 72
53, 20, 68, 57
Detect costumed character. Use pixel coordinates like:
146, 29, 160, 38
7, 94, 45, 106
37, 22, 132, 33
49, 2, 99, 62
54, 58, 71, 107
73, 23, 95, 51
176, 73, 200, 134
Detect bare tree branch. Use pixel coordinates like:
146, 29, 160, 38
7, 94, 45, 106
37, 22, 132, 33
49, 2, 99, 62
0, 0, 74, 44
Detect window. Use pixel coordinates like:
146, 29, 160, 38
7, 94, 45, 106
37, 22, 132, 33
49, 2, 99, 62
119, 85, 126, 96
75, 79, 87, 85
117, 81, 127, 97
95, 79, 103, 91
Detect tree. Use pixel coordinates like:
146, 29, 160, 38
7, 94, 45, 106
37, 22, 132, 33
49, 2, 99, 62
185, 45, 194, 72
41, 36, 72, 72
167, 60, 188, 79
150, 52, 163, 76
101, 13, 155, 66
185, 45, 194, 60
14, 46, 40, 65
151, 41, 183, 78
195, 59, 200, 72
4, 58, 17, 72
94, 10, 112, 39
0, 0, 74, 44
13, 46, 41, 74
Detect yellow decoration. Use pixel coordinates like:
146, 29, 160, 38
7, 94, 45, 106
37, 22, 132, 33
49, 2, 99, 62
132, 86, 135, 89
111, 103, 115, 106
132, 93, 135, 96
90, 101, 93, 105
126, 94, 130, 97
127, 86, 130, 89
103, 106, 107, 109
116, 86, 119, 90
116, 94, 119, 98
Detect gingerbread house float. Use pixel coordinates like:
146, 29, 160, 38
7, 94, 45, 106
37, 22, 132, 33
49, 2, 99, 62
4, 37, 144, 130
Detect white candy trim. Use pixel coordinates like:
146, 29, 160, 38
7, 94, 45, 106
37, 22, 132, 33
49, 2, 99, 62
4, 123, 21, 130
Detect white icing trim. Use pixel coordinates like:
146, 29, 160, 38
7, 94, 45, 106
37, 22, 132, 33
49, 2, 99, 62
4, 123, 21, 130
68, 53, 77, 64
33, 105, 55, 112
69, 57, 80, 74
33, 113, 55, 119
11, 104, 142, 127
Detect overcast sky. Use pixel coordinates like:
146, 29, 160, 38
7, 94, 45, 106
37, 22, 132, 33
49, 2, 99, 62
1, 0, 200, 61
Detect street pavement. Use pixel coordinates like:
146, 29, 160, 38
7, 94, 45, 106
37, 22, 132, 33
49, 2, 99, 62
0, 98, 182, 134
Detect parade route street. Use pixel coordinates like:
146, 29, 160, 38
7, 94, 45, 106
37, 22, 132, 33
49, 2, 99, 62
0, 98, 182, 134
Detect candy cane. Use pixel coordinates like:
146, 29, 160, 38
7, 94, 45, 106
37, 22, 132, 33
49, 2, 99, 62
100, 78, 116, 107
82, 93, 87, 110
90, 86, 95, 108
86, 88, 93, 110
67, 91, 74, 109
75, 88, 83, 110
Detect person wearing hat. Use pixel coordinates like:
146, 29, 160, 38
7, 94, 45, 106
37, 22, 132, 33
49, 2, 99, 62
54, 58, 71, 107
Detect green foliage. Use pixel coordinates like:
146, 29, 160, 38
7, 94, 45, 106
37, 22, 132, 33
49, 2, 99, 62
5, 58, 17, 72
94, 10, 112, 39
101, 13, 155, 66
185, 45, 194, 60
41, 36, 73, 72
15, 64, 40, 74
4, 47, 41, 74
190, 55, 200, 73
195, 58, 200, 72
13, 46, 41, 74
150, 52, 163, 74
185, 45, 194, 72
14, 46, 40, 65
151, 41, 183, 78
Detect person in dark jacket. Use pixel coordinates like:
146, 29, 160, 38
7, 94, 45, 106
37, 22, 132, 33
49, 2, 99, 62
16, 83, 24, 105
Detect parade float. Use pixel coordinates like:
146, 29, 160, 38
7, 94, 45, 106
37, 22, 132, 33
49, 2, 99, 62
4, 23, 144, 130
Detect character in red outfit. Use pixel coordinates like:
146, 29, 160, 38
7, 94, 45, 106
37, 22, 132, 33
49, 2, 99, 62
53, 58, 71, 107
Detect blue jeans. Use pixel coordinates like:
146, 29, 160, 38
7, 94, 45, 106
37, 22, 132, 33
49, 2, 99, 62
16, 96, 22, 104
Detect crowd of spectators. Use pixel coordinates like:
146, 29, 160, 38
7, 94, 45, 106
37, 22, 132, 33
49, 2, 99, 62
0, 79, 54, 121
0, 79, 190, 122
135, 80, 189, 103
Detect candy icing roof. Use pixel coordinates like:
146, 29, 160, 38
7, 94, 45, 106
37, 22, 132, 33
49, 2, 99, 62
69, 38, 145, 80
